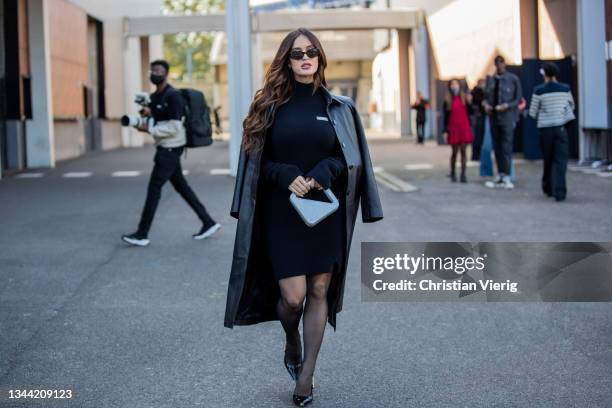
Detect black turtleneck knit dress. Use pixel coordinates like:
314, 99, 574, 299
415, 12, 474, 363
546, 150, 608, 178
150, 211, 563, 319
260, 77, 347, 281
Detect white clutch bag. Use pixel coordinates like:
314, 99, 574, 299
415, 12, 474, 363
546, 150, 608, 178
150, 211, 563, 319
289, 188, 339, 227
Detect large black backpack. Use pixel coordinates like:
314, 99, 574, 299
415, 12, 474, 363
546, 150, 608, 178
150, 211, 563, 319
179, 88, 213, 147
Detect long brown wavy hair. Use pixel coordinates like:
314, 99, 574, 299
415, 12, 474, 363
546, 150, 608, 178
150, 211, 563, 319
241, 28, 328, 153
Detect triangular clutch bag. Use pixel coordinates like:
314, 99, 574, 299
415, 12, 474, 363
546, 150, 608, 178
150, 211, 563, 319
289, 188, 339, 227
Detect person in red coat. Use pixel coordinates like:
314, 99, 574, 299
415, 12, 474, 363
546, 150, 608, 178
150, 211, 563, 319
442, 79, 475, 182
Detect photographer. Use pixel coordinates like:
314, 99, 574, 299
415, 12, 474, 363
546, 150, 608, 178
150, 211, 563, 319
122, 59, 220, 247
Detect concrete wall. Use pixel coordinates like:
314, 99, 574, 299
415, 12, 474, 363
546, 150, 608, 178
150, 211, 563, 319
0, 0, 3, 176
100, 120, 122, 150
25, 0, 55, 168
428, 0, 522, 84
53, 120, 84, 161
0, 1, 4, 81
539, 0, 577, 59
17, 0, 30, 77
607, 0, 612, 116
371, 29, 401, 132
48, 0, 88, 118
66, 0, 164, 149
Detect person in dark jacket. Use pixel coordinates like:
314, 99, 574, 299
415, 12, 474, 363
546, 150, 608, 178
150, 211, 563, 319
528, 62, 575, 202
213, 105, 223, 135
224, 28, 383, 406
411, 91, 430, 144
442, 79, 474, 182
470, 79, 486, 160
483, 55, 522, 189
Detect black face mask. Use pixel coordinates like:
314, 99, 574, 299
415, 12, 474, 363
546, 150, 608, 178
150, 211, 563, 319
150, 73, 165, 85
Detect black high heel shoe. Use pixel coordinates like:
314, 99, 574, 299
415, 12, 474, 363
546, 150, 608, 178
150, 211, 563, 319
292, 383, 313, 407
284, 343, 302, 381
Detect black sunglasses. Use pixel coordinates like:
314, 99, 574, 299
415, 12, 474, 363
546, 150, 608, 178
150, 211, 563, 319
289, 47, 320, 60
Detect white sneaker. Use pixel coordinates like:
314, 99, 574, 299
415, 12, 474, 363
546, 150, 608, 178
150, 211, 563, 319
121, 232, 150, 247
502, 176, 514, 189
484, 177, 503, 189
193, 223, 221, 240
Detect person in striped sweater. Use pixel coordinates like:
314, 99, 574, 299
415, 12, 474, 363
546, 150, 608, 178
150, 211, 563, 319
528, 62, 575, 202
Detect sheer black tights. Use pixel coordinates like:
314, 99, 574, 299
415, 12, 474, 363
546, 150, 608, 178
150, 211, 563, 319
277, 270, 333, 395
450, 143, 468, 175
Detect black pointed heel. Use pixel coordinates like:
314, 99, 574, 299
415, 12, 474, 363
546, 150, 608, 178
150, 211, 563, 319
284, 343, 302, 381
292, 383, 313, 407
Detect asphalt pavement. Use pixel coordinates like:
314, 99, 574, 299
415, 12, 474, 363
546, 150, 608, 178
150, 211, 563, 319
1, 139, 611, 407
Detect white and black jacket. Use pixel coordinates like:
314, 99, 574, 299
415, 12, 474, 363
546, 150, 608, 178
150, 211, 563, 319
528, 81, 575, 128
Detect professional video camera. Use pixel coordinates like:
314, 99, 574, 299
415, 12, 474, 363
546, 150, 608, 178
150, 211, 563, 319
121, 92, 154, 128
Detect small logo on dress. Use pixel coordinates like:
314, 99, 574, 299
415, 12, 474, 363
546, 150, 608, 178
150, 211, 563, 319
316, 116, 329, 121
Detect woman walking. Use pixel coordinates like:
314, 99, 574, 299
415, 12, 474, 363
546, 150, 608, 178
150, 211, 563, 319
224, 28, 383, 406
442, 79, 474, 182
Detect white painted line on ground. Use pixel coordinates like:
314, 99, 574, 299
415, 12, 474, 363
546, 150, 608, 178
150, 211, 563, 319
63, 172, 92, 178
405, 163, 434, 170
375, 175, 401, 191
112, 171, 141, 177
567, 166, 612, 179
210, 168, 230, 175
466, 161, 479, 168
15, 173, 44, 178
373, 167, 397, 190
579, 168, 602, 174
374, 167, 418, 192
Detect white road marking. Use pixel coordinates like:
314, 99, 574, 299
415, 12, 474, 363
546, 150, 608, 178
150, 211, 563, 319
579, 168, 602, 174
374, 167, 418, 192
404, 163, 433, 170
210, 168, 230, 175
375, 175, 401, 191
568, 165, 612, 179
15, 173, 44, 178
112, 171, 141, 177
63, 172, 92, 178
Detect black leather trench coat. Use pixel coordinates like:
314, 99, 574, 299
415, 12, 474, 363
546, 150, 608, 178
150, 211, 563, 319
224, 85, 383, 331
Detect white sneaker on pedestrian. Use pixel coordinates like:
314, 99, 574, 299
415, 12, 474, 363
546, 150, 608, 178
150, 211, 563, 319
502, 176, 514, 189
121, 231, 150, 247
484, 176, 503, 189
193, 223, 221, 240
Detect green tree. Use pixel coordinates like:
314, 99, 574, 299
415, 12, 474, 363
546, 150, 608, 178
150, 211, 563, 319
161, 0, 225, 81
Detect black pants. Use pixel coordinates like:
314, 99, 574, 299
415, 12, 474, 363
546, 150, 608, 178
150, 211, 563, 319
137, 146, 214, 235
416, 121, 425, 144
471, 114, 484, 161
490, 123, 514, 176
539, 125, 568, 200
